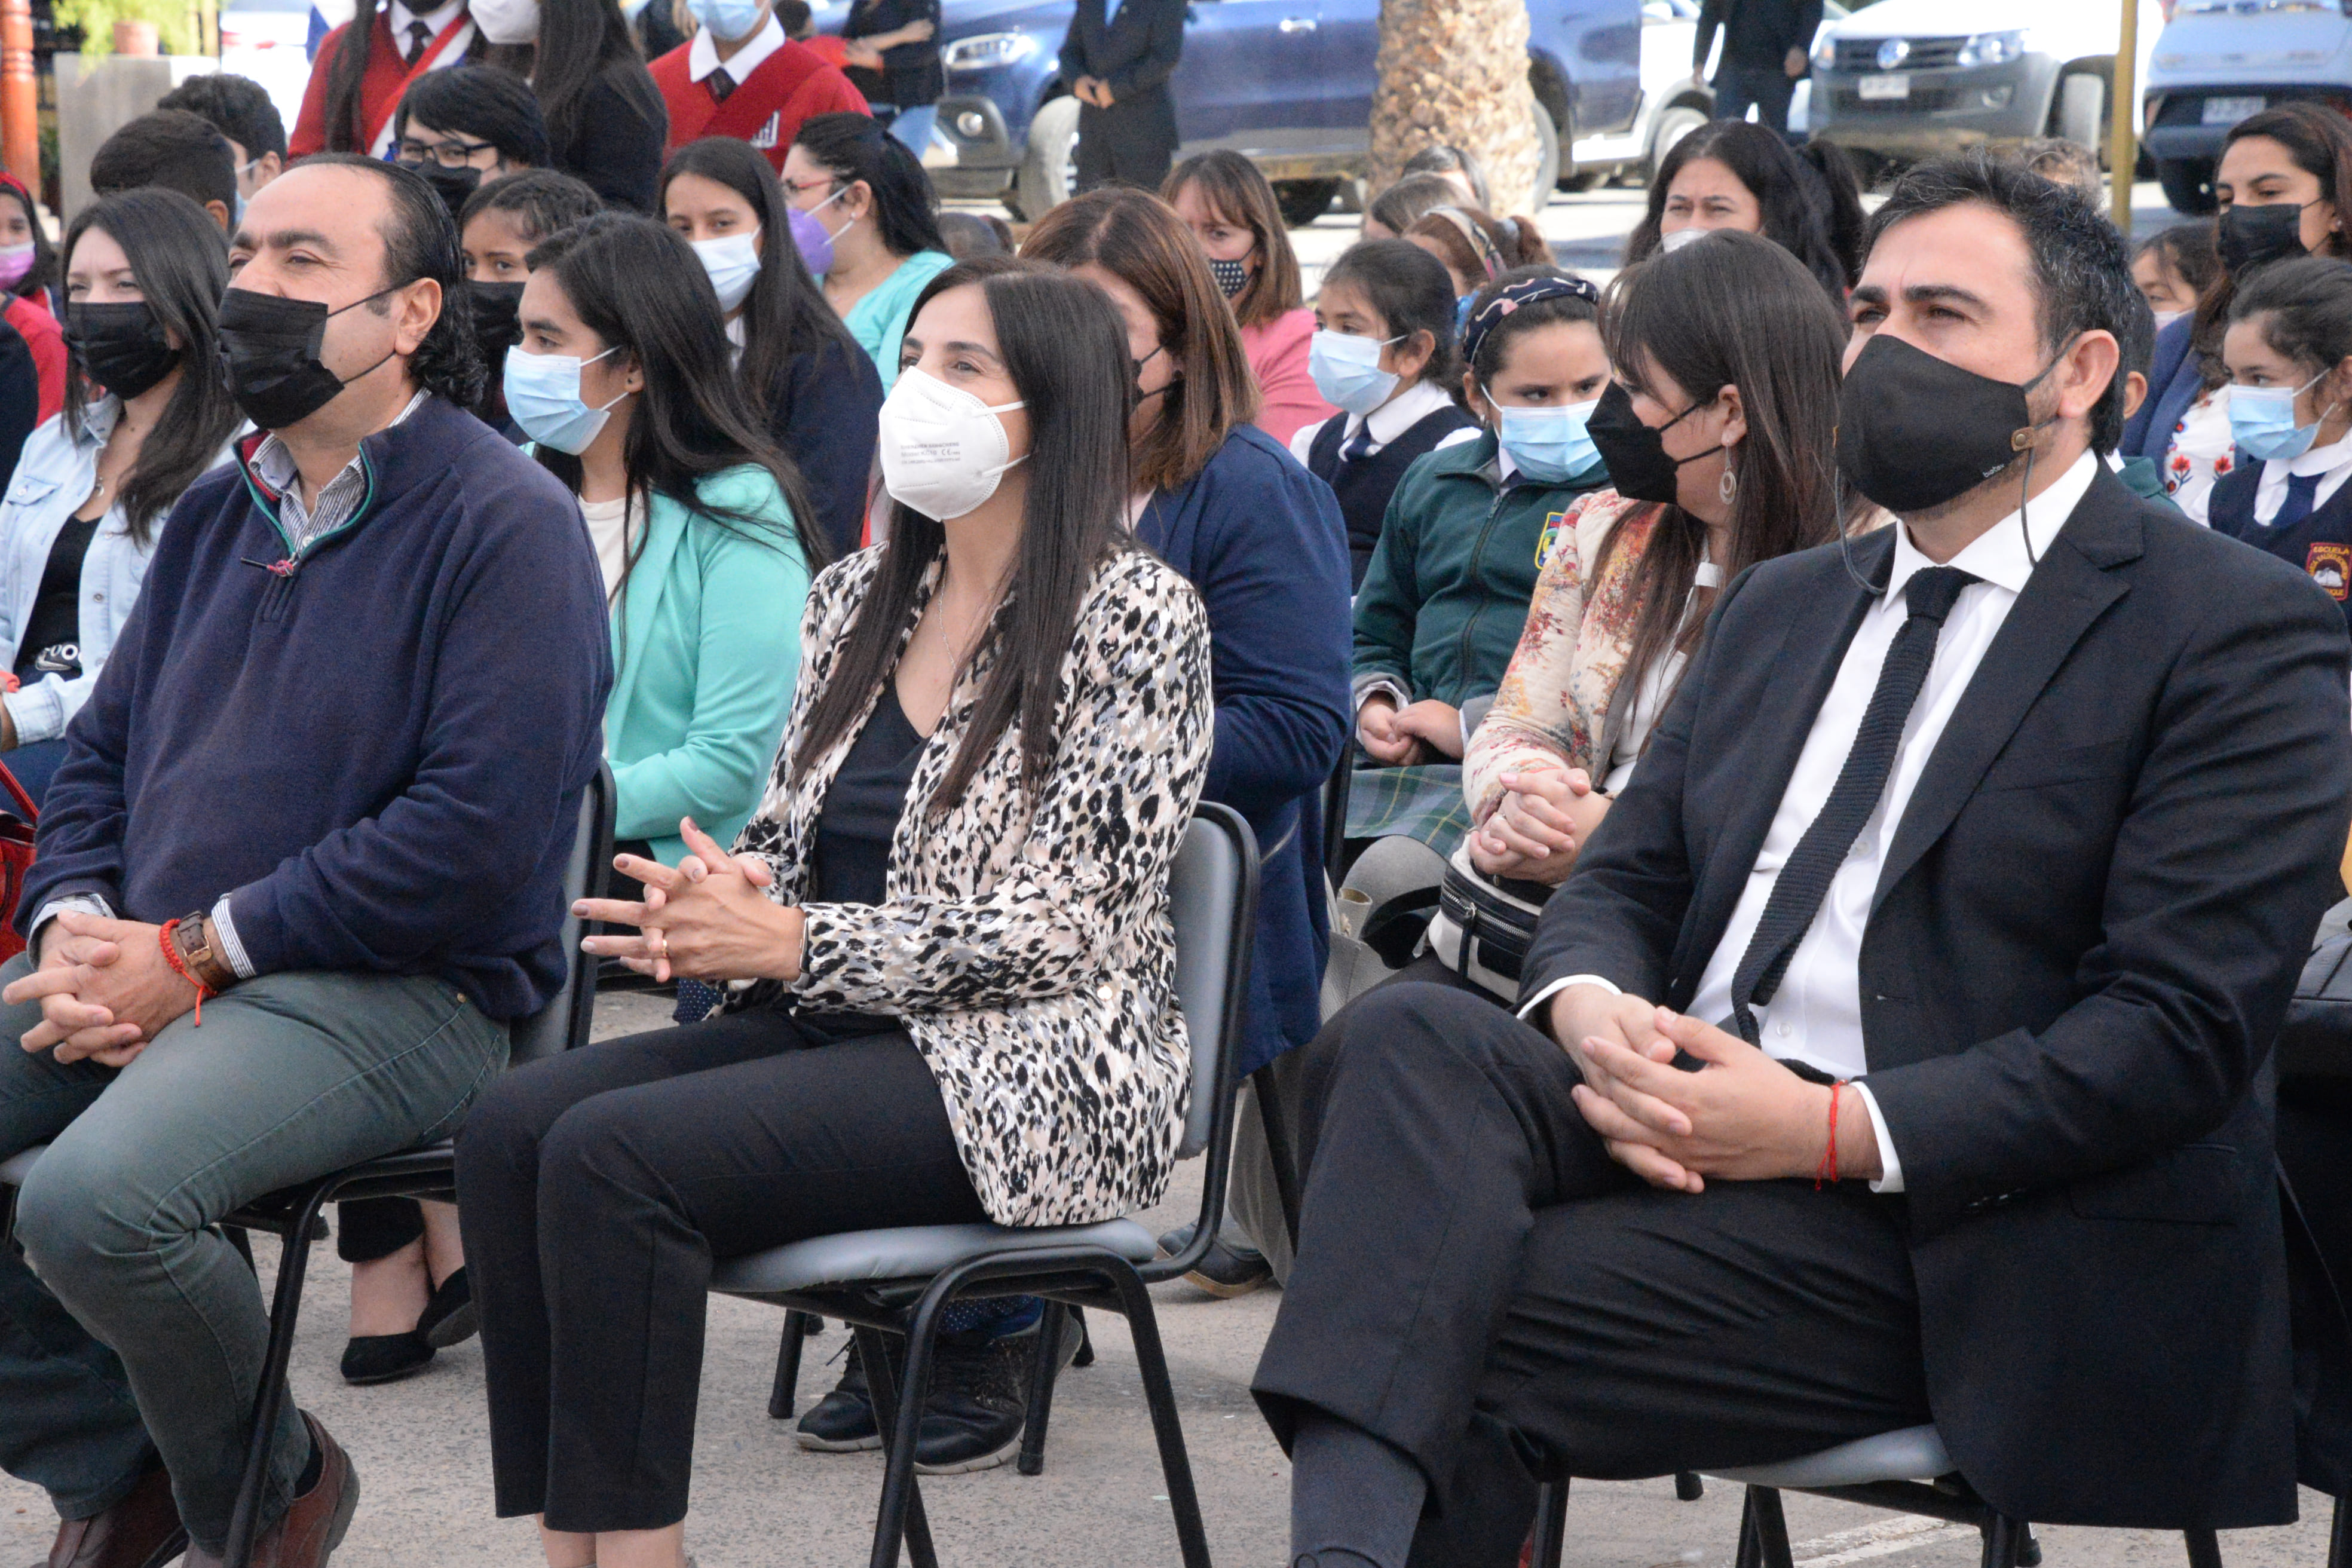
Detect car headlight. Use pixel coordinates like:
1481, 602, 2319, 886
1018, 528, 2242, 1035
1954, 29, 2026, 68
1811, 35, 1836, 72
944, 31, 1038, 71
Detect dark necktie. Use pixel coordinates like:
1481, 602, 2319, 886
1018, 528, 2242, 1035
2271, 470, 2323, 530
403, 19, 432, 63
708, 67, 736, 102
1341, 424, 1377, 465
1728, 565, 1978, 1048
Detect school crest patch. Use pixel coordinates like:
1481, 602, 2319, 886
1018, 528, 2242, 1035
2309, 543, 2350, 601
1535, 509, 1569, 570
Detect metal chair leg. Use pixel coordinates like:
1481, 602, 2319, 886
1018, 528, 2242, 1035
2332, 1493, 2351, 1568
2182, 1528, 2223, 1568
1071, 1304, 1094, 1366
1734, 1487, 1763, 1568
1099, 1263, 1212, 1568
1982, 1514, 2029, 1568
1674, 1471, 1704, 1502
223, 1224, 255, 1275
222, 1186, 330, 1568
768, 1310, 813, 1419
2019, 1526, 2042, 1568
1250, 1062, 1302, 1253
1747, 1487, 1795, 1568
1530, 1478, 1570, 1568
855, 1325, 938, 1568
1016, 1301, 1070, 1477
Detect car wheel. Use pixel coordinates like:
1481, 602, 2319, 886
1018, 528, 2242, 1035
1645, 104, 1707, 184
1274, 178, 1343, 227
1531, 97, 1561, 198
2052, 72, 2103, 151
1016, 94, 1082, 222
2157, 156, 2218, 216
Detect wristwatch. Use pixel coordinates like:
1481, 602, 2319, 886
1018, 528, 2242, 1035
173, 911, 239, 993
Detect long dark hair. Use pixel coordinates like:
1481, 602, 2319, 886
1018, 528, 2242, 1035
501, 0, 668, 165
1160, 149, 1303, 330
791, 112, 946, 261
1321, 237, 1463, 391
791, 260, 1141, 813
2192, 103, 2352, 389
1598, 230, 1854, 718
523, 215, 829, 613
660, 137, 859, 412
1625, 121, 1858, 302
1022, 186, 1257, 492
320, 0, 485, 151
62, 191, 241, 546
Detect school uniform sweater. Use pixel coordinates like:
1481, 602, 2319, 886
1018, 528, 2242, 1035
650, 22, 868, 172
2209, 437, 2352, 627
21, 394, 612, 1021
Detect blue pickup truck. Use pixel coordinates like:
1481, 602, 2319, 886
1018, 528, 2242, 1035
803, 0, 1661, 223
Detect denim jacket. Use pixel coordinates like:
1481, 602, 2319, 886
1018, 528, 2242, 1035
0, 401, 221, 745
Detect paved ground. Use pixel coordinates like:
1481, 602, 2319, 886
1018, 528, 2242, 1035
0, 991, 2339, 1568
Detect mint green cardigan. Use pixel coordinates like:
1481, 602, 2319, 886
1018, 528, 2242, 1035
604, 464, 813, 867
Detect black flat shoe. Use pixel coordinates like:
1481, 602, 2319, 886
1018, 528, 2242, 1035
340, 1330, 433, 1385
415, 1266, 477, 1350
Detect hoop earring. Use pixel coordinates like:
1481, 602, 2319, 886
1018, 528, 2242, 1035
1719, 463, 1738, 506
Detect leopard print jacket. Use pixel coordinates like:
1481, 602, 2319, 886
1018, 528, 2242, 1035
730, 543, 1215, 1227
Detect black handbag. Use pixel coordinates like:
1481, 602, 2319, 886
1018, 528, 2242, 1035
1425, 846, 1552, 1002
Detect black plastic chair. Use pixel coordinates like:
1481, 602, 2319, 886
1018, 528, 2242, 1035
0, 763, 612, 1568
707, 802, 1259, 1568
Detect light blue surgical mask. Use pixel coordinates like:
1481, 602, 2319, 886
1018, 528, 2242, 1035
1496, 398, 1603, 483
505, 344, 628, 455
1309, 329, 1401, 416
2230, 369, 2332, 463
686, 0, 767, 42
692, 232, 762, 313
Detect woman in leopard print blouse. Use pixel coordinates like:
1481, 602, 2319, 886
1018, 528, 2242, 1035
455, 262, 1214, 1561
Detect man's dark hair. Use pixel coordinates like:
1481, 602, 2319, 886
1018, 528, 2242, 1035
1865, 148, 2139, 455
394, 66, 552, 169
89, 109, 237, 215
157, 72, 287, 161
457, 168, 602, 247
291, 153, 486, 408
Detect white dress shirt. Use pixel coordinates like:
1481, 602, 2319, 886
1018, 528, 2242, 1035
1288, 379, 1481, 467
1526, 451, 2101, 1194
2254, 425, 2352, 525
388, 0, 464, 42
688, 11, 785, 81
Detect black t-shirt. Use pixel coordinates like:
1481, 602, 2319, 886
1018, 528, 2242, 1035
14, 514, 99, 685
800, 682, 928, 1039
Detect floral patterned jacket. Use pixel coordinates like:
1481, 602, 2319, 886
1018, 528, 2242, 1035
731, 543, 1215, 1226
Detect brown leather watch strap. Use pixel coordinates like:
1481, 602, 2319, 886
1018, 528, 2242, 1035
173, 911, 239, 993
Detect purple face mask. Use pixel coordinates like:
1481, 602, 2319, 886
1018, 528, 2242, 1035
788, 206, 834, 278
0, 244, 35, 290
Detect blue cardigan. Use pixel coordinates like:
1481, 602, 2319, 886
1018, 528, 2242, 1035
1135, 424, 1351, 1077
2122, 314, 2201, 463
24, 396, 612, 1021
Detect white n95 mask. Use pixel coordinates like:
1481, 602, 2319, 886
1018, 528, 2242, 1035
877, 366, 1027, 520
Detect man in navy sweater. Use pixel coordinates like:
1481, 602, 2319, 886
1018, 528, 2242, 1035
0, 156, 610, 1568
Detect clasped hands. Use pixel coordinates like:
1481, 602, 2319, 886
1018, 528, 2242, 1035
7, 910, 203, 1067
1074, 75, 1117, 108
1468, 762, 1609, 886
1549, 982, 1882, 1192
575, 818, 806, 986
1355, 694, 1462, 765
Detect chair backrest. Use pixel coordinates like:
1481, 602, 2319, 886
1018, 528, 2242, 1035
507, 762, 615, 1067
1169, 801, 1259, 1160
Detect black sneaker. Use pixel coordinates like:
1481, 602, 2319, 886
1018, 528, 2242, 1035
914, 1310, 1085, 1475
794, 1348, 881, 1452
1156, 1220, 1275, 1298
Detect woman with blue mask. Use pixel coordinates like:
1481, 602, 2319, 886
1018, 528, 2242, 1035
1349, 265, 1612, 792
1290, 238, 1480, 589
2206, 255, 2352, 621
662, 136, 881, 558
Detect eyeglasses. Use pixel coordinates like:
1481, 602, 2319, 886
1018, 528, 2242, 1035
397, 137, 499, 169
781, 175, 840, 200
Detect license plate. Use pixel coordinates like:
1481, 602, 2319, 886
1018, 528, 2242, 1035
2204, 95, 2266, 125
1858, 73, 1910, 100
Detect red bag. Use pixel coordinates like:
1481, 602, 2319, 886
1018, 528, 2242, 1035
0, 762, 39, 961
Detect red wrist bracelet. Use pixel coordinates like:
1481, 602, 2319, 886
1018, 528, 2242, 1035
158, 918, 210, 1026
1815, 1082, 1843, 1189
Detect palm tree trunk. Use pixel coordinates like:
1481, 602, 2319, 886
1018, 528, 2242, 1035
1369, 0, 1539, 215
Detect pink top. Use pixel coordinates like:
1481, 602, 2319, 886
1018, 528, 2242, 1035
1239, 308, 1334, 449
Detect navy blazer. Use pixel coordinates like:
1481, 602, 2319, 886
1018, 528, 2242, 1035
2121, 314, 2203, 463
1137, 425, 1352, 1077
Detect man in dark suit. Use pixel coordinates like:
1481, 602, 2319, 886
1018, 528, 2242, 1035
1055, 0, 1185, 191
1251, 151, 2352, 1568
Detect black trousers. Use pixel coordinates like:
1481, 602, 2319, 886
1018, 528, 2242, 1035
1075, 91, 1178, 191
1252, 983, 1932, 1567
454, 1008, 987, 1532
1712, 62, 1799, 136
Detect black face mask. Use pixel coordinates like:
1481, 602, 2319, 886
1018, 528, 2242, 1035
1585, 380, 1712, 505
2218, 200, 2308, 277
64, 301, 180, 400
467, 280, 525, 367
413, 161, 483, 220
216, 285, 399, 431
1835, 334, 2048, 515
